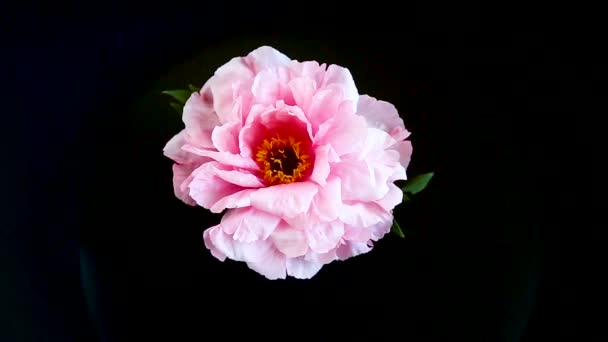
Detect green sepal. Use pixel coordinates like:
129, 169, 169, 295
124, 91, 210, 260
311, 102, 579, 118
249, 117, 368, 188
402, 172, 435, 195
161, 90, 190, 104
391, 219, 405, 238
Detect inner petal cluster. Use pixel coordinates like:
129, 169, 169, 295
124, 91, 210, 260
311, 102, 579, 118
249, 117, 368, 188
255, 133, 311, 185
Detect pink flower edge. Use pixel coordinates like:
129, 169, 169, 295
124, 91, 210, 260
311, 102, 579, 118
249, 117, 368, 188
164, 46, 413, 279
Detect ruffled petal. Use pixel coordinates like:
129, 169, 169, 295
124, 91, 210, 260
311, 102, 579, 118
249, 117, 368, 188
203, 225, 274, 263
245, 46, 292, 73
305, 221, 344, 254
188, 161, 254, 213
309, 144, 331, 186
182, 144, 259, 170
171, 163, 197, 206
209, 189, 254, 213
246, 247, 287, 280
355, 94, 407, 136
182, 92, 220, 147
270, 221, 308, 258
370, 219, 393, 241
343, 224, 373, 243
314, 101, 368, 156
321, 64, 359, 110
375, 183, 404, 212
163, 129, 210, 164
250, 181, 318, 219
339, 202, 392, 228
251, 68, 292, 106
220, 207, 281, 242
391, 140, 413, 170
336, 241, 372, 261
213, 168, 265, 188
307, 84, 344, 132
332, 159, 392, 202
286, 257, 324, 279
211, 122, 240, 154
304, 248, 338, 264
310, 176, 342, 222
288, 76, 316, 113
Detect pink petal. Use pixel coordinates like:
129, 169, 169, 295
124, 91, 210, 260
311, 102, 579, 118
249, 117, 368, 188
305, 221, 344, 254
282, 213, 318, 230
304, 248, 338, 264
353, 128, 397, 161
231, 78, 254, 123
245, 46, 291, 73
203, 54, 254, 125
271, 221, 308, 257
251, 69, 280, 105
238, 104, 274, 158
182, 144, 259, 170
214, 55, 255, 78
339, 202, 392, 228
391, 140, 413, 170
389, 163, 408, 183
251, 68, 292, 106
309, 144, 331, 186
182, 92, 220, 148
336, 241, 372, 261
188, 162, 243, 211
203, 225, 227, 261
164, 130, 210, 164
211, 122, 240, 154
356, 94, 407, 135
343, 224, 373, 242
307, 84, 344, 132
310, 176, 342, 222
213, 168, 265, 188
246, 247, 287, 280
220, 207, 281, 242
314, 101, 368, 156
321, 64, 359, 110
260, 102, 313, 141
286, 257, 324, 279
207, 74, 244, 125
288, 77, 316, 113
332, 159, 391, 202
370, 219, 392, 241
203, 225, 274, 263
390, 126, 411, 141
209, 189, 254, 213
171, 163, 197, 206
288, 60, 325, 84
375, 183, 404, 212
250, 181, 318, 219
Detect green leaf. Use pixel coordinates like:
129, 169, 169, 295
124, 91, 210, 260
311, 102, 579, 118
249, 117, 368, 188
391, 219, 405, 238
402, 172, 435, 195
162, 90, 191, 104
403, 192, 411, 202
188, 84, 199, 92
169, 102, 183, 113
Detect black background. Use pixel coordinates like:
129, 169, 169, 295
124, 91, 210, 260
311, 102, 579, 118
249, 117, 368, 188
2, 4, 579, 341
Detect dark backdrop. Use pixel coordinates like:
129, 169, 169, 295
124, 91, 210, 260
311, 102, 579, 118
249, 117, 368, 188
2, 5, 559, 341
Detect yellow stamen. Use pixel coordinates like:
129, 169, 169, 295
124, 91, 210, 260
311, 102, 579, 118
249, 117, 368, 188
255, 133, 311, 185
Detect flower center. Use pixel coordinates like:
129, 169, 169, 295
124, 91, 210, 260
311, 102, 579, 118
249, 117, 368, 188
255, 133, 312, 185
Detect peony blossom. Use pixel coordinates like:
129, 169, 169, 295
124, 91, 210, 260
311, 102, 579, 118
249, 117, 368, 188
163, 46, 413, 279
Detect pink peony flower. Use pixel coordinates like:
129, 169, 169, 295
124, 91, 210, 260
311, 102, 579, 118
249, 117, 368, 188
163, 46, 413, 279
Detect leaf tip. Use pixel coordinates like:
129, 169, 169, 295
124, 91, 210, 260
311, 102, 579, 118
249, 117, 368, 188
391, 219, 406, 238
